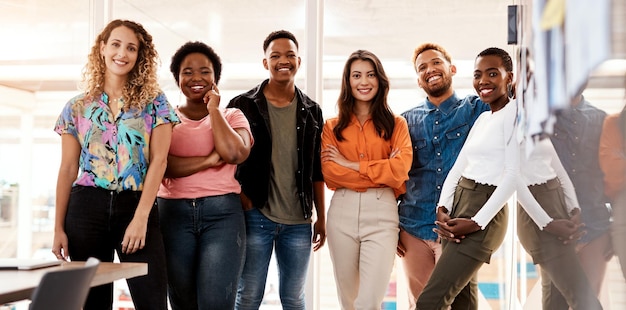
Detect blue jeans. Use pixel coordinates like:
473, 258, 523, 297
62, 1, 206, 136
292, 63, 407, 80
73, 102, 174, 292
65, 186, 168, 310
235, 208, 312, 310
157, 194, 246, 310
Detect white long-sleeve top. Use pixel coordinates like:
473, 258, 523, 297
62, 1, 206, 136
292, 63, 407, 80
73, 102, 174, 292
516, 137, 580, 229
438, 101, 519, 229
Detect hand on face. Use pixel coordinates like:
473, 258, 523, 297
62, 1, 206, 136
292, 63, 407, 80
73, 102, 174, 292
204, 83, 220, 110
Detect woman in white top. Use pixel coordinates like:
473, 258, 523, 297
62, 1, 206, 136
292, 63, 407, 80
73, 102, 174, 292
417, 47, 518, 309
517, 138, 602, 309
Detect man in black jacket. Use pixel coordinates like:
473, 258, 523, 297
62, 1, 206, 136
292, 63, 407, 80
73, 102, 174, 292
227, 30, 325, 310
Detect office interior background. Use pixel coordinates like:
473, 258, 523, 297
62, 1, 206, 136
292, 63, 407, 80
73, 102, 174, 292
0, 0, 625, 309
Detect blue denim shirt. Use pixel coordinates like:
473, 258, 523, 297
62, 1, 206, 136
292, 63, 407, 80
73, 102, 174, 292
550, 98, 610, 243
399, 93, 489, 240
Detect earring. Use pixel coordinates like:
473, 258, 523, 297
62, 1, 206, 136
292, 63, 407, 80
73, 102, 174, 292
507, 83, 515, 99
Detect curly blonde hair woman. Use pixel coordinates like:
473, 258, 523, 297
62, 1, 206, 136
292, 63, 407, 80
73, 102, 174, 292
81, 19, 160, 110
52, 19, 179, 310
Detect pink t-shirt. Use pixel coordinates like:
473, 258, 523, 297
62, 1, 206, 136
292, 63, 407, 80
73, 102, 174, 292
158, 108, 252, 199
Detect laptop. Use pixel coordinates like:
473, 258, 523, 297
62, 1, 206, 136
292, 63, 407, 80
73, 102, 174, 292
0, 258, 63, 270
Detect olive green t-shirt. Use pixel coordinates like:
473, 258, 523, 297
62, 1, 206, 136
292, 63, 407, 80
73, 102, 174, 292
263, 97, 309, 224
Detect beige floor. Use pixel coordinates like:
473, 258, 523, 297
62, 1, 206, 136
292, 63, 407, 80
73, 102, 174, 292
600, 256, 625, 309
2, 226, 625, 310
314, 245, 626, 310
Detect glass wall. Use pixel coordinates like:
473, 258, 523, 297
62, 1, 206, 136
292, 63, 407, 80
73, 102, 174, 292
1, 0, 624, 309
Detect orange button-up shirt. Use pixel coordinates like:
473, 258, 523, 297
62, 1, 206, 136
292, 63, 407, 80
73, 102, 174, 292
599, 113, 626, 200
321, 114, 413, 198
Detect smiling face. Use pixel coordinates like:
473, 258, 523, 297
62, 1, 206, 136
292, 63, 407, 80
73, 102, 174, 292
263, 38, 300, 83
99, 25, 139, 78
178, 52, 215, 103
473, 54, 512, 111
414, 49, 456, 98
349, 59, 379, 105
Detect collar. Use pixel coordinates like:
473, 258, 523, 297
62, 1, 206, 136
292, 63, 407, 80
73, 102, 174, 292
571, 96, 589, 111
349, 113, 372, 125
244, 79, 314, 109
424, 92, 461, 115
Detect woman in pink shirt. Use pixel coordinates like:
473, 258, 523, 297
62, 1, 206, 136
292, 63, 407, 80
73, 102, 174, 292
321, 50, 412, 309
157, 41, 253, 309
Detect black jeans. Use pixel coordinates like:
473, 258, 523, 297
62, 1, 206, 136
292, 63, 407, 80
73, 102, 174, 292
65, 186, 168, 310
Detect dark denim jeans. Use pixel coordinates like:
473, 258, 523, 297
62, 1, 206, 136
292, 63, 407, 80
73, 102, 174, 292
157, 194, 246, 310
235, 208, 312, 310
65, 185, 168, 310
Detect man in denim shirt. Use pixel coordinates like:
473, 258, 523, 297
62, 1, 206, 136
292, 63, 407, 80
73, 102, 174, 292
550, 94, 612, 303
397, 43, 489, 308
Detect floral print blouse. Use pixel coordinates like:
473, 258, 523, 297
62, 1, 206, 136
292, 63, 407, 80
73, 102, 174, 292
54, 92, 180, 192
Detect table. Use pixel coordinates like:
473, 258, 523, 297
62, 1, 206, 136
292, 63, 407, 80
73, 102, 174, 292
0, 261, 147, 305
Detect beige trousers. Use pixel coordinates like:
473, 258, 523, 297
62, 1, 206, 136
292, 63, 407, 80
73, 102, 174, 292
327, 188, 399, 310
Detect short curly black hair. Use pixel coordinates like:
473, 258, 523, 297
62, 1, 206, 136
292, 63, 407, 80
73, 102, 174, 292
263, 30, 299, 53
170, 41, 222, 85
477, 47, 513, 73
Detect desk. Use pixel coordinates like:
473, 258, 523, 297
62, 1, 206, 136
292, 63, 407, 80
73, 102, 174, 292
0, 261, 147, 305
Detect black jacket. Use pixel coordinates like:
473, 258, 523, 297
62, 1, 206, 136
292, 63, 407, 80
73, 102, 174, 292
227, 79, 324, 219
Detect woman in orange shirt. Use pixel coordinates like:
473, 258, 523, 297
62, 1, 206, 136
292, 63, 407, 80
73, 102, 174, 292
599, 103, 626, 281
321, 49, 412, 310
